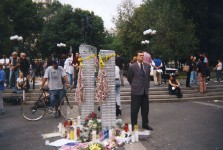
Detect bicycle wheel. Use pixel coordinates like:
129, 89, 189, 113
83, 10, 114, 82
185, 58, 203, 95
20, 97, 46, 121
60, 95, 76, 119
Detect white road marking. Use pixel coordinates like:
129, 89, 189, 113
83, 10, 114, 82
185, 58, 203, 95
193, 101, 223, 109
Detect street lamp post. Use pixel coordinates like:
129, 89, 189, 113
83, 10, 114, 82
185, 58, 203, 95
10, 35, 23, 53
142, 29, 156, 53
57, 43, 66, 62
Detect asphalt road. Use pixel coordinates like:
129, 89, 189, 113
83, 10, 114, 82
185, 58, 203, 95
1, 100, 223, 150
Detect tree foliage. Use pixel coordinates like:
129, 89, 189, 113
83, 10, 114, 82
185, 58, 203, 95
113, 0, 223, 64
38, 2, 105, 58
113, 0, 198, 62
0, 0, 43, 56
180, 0, 223, 64
0, 0, 105, 58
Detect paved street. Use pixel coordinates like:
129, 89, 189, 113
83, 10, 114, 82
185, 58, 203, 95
1, 100, 223, 150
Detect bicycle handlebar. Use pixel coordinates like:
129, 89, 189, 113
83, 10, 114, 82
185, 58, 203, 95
40, 85, 70, 92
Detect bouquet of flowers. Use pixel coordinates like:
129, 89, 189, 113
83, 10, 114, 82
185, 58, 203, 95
84, 112, 102, 132
82, 143, 104, 150
80, 112, 102, 142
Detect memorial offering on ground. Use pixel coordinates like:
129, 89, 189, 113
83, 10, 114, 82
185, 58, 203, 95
43, 112, 150, 150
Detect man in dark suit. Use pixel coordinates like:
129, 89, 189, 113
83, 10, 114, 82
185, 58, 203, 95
127, 50, 153, 131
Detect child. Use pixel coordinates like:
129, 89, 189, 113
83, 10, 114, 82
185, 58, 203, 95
15, 72, 27, 93
0, 63, 6, 115
168, 74, 183, 98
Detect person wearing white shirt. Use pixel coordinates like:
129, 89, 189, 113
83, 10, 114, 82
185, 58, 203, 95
64, 53, 74, 86
115, 65, 121, 117
214, 59, 223, 82
0, 54, 10, 87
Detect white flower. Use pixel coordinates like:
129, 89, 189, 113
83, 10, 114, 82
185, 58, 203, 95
93, 124, 97, 128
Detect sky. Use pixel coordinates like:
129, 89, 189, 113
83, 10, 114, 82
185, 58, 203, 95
58, 0, 143, 29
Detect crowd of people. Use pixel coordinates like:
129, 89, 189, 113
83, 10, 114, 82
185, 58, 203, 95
0, 51, 125, 117
0, 50, 222, 133
128, 51, 223, 98
0, 51, 81, 115
185, 52, 222, 94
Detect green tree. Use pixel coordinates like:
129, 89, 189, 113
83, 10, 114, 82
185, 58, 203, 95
180, 0, 223, 65
103, 33, 122, 53
0, 0, 43, 56
38, 2, 105, 58
114, 0, 198, 63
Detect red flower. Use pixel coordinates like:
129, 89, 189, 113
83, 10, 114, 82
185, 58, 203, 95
85, 117, 89, 121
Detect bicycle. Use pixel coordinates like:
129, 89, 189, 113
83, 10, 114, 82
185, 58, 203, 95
20, 86, 76, 121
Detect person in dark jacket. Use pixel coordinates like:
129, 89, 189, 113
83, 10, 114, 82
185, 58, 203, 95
127, 50, 153, 131
19, 53, 30, 77
197, 57, 207, 93
168, 74, 183, 98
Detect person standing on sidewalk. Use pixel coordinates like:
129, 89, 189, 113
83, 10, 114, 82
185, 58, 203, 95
40, 61, 70, 118
115, 55, 125, 86
186, 55, 193, 87
199, 52, 210, 84
64, 53, 74, 86
9, 52, 20, 88
0, 54, 10, 87
152, 56, 163, 86
197, 57, 207, 93
115, 65, 121, 117
73, 53, 80, 88
19, 53, 30, 77
127, 50, 153, 131
214, 59, 223, 82
190, 56, 198, 86
0, 63, 6, 115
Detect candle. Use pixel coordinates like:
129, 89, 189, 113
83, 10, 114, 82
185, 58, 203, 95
124, 123, 128, 132
77, 116, 81, 125
70, 127, 74, 140
58, 123, 62, 133
74, 126, 77, 141
67, 131, 70, 139
92, 130, 97, 142
128, 124, 132, 133
134, 125, 138, 131
109, 129, 113, 139
121, 130, 125, 138
135, 131, 139, 142
61, 126, 66, 137
131, 131, 135, 143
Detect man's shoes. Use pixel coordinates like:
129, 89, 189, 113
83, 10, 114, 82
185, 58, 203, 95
48, 108, 54, 114
55, 110, 61, 118
143, 125, 153, 131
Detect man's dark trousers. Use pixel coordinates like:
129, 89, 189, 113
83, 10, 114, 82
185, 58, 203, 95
131, 93, 149, 128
